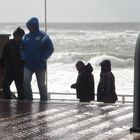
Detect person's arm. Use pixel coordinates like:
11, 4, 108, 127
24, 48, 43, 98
71, 73, 84, 89
71, 83, 77, 89
20, 37, 28, 62
41, 35, 54, 60
76, 72, 87, 90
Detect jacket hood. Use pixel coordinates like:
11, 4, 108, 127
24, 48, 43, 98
26, 17, 39, 31
100, 59, 111, 73
84, 63, 93, 73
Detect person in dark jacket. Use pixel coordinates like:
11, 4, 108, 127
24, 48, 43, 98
0, 27, 25, 99
71, 60, 95, 102
21, 17, 54, 101
97, 59, 118, 103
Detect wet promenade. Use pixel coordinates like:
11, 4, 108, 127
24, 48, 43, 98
0, 100, 139, 140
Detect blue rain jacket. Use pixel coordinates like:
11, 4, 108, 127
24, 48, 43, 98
21, 17, 54, 71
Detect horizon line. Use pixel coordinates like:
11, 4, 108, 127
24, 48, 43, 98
1, 21, 140, 24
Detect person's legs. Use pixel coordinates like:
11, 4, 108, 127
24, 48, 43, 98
35, 69, 47, 101
2, 72, 13, 99
23, 67, 33, 100
15, 72, 25, 100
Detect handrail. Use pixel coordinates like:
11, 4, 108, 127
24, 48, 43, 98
0, 90, 133, 104
33, 92, 133, 104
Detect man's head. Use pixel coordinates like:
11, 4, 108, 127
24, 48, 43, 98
13, 27, 25, 43
26, 17, 39, 33
75, 60, 85, 72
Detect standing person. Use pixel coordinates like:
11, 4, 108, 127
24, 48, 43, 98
71, 60, 95, 102
97, 59, 118, 103
0, 27, 25, 99
21, 17, 54, 101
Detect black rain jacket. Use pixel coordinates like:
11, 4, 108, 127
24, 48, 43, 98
97, 71, 118, 103
0, 39, 24, 74
72, 63, 95, 101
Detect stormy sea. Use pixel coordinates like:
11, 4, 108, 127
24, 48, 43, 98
0, 22, 139, 99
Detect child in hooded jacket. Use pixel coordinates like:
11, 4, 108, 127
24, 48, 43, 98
97, 60, 118, 103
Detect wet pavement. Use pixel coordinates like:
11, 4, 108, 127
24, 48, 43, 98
0, 100, 139, 140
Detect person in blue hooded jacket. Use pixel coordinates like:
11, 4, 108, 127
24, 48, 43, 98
21, 17, 54, 101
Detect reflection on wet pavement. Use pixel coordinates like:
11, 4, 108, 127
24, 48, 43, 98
0, 100, 138, 140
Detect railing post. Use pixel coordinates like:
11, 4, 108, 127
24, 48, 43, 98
122, 96, 125, 104
130, 34, 140, 133
48, 92, 51, 100
44, 0, 47, 32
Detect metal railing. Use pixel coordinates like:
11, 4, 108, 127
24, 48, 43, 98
0, 90, 133, 104
33, 92, 133, 104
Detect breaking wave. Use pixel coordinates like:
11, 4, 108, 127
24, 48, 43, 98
49, 52, 134, 68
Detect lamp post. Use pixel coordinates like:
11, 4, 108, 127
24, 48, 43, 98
44, 0, 50, 99
44, 0, 47, 32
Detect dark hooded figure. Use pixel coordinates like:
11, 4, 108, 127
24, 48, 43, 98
71, 61, 95, 102
0, 27, 25, 99
97, 59, 118, 103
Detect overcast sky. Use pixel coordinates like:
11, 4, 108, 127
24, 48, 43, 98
0, 0, 140, 23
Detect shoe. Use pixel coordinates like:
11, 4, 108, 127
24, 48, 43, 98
11, 92, 17, 99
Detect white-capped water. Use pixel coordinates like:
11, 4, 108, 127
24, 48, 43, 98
2, 22, 138, 96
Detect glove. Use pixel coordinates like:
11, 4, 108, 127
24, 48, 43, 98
71, 84, 76, 89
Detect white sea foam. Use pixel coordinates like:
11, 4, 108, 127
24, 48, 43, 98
89, 54, 134, 68
1, 22, 137, 97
